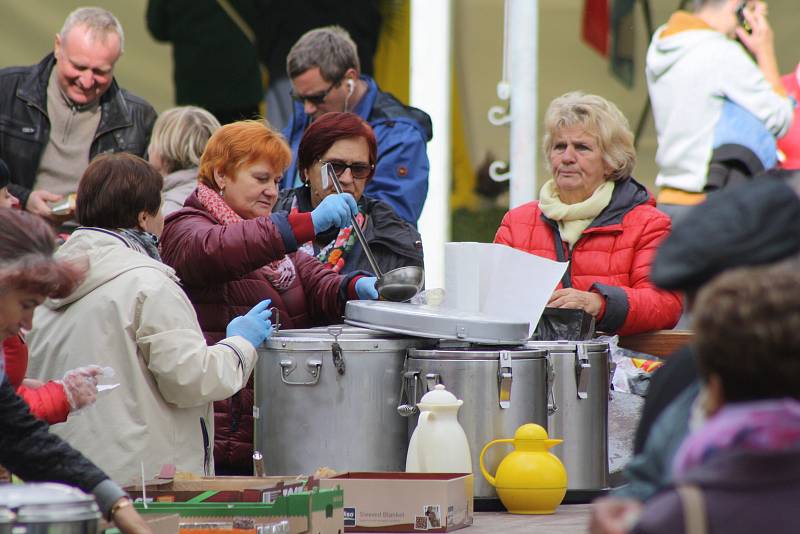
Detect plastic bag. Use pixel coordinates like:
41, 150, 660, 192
598, 335, 663, 396
532, 307, 596, 341
410, 288, 445, 306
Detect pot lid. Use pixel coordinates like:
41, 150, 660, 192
0, 483, 99, 521
345, 301, 530, 345
269, 325, 407, 340
525, 340, 609, 352
262, 324, 433, 352
418, 384, 461, 406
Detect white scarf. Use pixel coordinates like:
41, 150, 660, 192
538, 179, 615, 249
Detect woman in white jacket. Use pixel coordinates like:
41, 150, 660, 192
27, 153, 272, 484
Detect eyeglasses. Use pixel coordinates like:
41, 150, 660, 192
290, 79, 340, 106
321, 159, 374, 180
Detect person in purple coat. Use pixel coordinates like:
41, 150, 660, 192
630, 263, 800, 534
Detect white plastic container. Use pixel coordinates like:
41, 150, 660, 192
406, 384, 472, 473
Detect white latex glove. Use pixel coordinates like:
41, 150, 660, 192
59, 365, 103, 411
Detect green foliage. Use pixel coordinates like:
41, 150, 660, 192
451, 207, 507, 243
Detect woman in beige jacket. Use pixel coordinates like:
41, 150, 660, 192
27, 153, 272, 485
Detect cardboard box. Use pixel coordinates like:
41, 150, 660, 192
133, 486, 344, 534
124, 475, 307, 504
320, 472, 473, 532
102, 513, 179, 534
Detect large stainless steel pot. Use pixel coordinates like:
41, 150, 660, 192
526, 340, 610, 492
400, 345, 549, 498
254, 325, 432, 475
0, 483, 100, 534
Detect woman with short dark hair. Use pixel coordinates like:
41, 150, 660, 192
275, 112, 423, 275
76, 152, 164, 230
26, 153, 273, 484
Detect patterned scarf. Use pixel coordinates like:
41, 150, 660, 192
672, 398, 800, 479
292, 194, 366, 273
196, 183, 297, 290
118, 227, 161, 261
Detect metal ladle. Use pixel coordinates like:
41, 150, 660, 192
323, 162, 424, 302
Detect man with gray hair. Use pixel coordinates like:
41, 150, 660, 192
0, 6, 156, 222
281, 26, 432, 225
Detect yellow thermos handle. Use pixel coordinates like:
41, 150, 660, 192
479, 438, 514, 487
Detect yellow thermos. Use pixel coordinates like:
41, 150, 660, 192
479, 423, 568, 514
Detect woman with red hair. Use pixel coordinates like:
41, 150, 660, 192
159, 120, 379, 475
275, 112, 423, 275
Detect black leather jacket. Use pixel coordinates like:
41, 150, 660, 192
0, 375, 125, 518
0, 54, 157, 208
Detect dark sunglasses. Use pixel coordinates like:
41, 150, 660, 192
321, 159, 374, 180
290, 79, 340, 106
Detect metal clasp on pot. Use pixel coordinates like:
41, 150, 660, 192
575, 344, 590, 400
425, 372, 442, 392
498, 351, 513, 409
546, 355, 558, 416
327, 326, 346, 375
269, 307, 282, 333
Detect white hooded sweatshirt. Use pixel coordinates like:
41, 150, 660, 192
646, 12, 792, 193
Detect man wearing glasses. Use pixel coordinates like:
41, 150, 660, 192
280, 26, 432, 226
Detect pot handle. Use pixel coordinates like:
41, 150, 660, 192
479, 438, 514, 487
280, 358, 322, 386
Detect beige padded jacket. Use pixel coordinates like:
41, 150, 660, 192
27, 228, 257, 485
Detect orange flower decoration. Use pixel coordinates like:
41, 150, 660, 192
328, 249, 343, 265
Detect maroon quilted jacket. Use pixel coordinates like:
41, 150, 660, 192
494, 177, 682, 336
160, 190, 363, 474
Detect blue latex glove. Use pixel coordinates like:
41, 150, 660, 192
355, 277, 379, 300
226, 299, 273, 347
311, 193, 358, 233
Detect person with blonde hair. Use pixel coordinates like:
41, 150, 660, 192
147, 106, 221, 215
494, 91, 681, 335
159, 120, 379, 474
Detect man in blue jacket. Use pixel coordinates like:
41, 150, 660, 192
281, 26, 432, 226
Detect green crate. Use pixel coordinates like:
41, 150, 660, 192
132, 487, 344, 534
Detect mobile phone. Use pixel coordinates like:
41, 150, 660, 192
736, 1, 752, 34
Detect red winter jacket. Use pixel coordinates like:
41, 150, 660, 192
160, 190, 364, 474
2, 336, 70, 424
494, 177, 682, 336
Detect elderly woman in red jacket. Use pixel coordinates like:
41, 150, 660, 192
160, 120, 378, 474
494, 92, 681, 336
